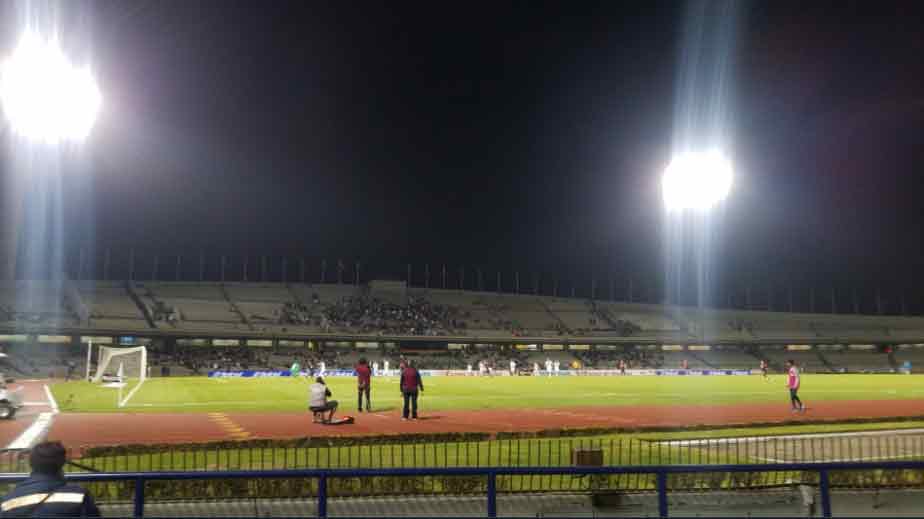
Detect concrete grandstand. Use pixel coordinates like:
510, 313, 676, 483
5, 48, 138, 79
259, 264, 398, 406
0, 279, 922, 374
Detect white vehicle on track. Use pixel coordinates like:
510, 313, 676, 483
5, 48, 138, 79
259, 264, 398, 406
0, 373, 23, 419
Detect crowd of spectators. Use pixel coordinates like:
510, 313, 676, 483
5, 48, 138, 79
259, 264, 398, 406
279, 301, 313, 326
319, 296, 461, 335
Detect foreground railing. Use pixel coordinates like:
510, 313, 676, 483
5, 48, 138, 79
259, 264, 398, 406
3, 430, 922, 476
1, 460, 923, 518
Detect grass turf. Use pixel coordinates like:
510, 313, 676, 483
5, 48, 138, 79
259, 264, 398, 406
50, 373, 924, 414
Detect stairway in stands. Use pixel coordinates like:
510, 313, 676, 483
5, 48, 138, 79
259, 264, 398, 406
887, 350, 899, 370
687, 351, 717, 369
815, 349, 836, 373
125, 281, 158, 329
220, 284, 254, 331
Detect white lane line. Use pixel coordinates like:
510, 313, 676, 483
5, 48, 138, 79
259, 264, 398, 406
7, 412, 54, 449
43, 385, 59, 414
656, 428, 924, 446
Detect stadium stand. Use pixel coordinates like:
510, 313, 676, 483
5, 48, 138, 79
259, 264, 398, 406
893, 344, 924, 371
818, 345, 893, 372
3, 280, 924, 378
704, 345, 760, 369
755, 345, 827, 373
0, 280, 80, 328
139, 282, 243, 330
78, 281, 149, 330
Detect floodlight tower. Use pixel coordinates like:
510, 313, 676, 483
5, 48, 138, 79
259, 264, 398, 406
662, 0, 740, 345
661, 150, 733, 342
0, 30, 102, 280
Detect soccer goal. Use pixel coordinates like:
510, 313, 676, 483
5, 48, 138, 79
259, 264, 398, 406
90, 345, 148, 408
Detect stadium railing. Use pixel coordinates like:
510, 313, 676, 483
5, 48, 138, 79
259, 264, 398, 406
1, 460, 923, 518
4, 433, 922, 476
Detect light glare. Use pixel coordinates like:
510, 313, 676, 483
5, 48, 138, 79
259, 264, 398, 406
0, 32, 101, 143
662, 150, 733, 211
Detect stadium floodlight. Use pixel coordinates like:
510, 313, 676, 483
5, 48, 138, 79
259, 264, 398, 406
0, 31, 101, 143
662, 150, 733, 211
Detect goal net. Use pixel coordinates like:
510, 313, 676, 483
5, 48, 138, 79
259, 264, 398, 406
91, 346, 148, 408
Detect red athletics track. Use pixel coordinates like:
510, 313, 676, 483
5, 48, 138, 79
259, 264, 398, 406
46, 399, 924, 450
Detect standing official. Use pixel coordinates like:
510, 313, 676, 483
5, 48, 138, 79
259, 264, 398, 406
400, 360, 424, 420
355, 358, 372, 412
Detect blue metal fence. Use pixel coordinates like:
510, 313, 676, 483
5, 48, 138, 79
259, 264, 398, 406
1, 460, 923, 519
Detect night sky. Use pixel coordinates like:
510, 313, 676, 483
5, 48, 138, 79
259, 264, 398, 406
3, 1, 924, 307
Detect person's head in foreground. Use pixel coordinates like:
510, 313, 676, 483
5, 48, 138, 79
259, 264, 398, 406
30, 441, 67, 478
786, 359, 795, 368
315, 376, 325, 385
358, 358, 367, 366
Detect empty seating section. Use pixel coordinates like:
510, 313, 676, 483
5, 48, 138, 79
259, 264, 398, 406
820, 348, 892, 371
543, 299, 600, 331
705, 348, 758, 369
224, 284, 293, 303
306, 284, 359, 304
894, 346, 924, 371
493, 296, 561, 332
174, 300, 240, 323
88, 318, 154, 331
79, 284, 142, 319
613, 311, 679, 331
141, 283, 240, 325
237, 302, 282, 321
0, 281, 70, 315
757, 348, 826, 372
144, 283, 225, 300
660, 351, 709, 369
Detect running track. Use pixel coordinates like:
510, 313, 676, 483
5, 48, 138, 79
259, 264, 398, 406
44, 398, 924, 450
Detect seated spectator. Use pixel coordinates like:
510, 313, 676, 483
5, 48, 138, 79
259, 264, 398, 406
1, 441, 100, 517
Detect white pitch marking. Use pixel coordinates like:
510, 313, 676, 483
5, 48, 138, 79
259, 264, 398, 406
655, 428, 924, 447
7, 412, 54, 449
43, 385, 59, 414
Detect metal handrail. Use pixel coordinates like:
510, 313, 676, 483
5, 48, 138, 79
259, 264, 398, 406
1, 460, 922, 518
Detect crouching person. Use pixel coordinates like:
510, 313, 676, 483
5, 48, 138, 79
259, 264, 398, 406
2, 441, 100, 517
309, 376, 338, 424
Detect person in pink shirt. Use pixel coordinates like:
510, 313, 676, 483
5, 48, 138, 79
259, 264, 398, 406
786, 359, 805, 413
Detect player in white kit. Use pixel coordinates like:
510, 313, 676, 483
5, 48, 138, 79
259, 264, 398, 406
509, 359, 516, 375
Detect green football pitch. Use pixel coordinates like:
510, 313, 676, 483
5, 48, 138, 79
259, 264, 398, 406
50, 374, 924, 414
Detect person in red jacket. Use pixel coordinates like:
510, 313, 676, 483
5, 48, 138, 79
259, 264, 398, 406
355, 358, 372, 412
400, 359, 424, 420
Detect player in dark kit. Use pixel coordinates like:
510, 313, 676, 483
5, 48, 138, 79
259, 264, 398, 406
355, 358, 372, 412
759, 359, 769, 381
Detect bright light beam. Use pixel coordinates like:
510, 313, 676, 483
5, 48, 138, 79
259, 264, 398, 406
662, 150, 733, 212
0, 31, 101, 143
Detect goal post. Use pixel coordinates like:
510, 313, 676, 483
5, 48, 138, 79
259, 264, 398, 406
92, 346, 148, 408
